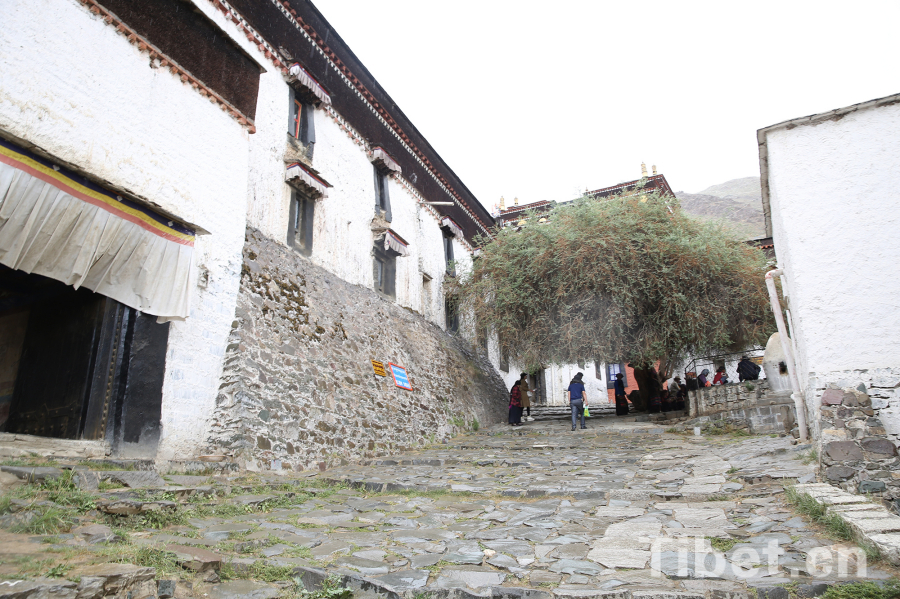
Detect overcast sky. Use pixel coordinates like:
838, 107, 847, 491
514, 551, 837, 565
312, 0, 900, 212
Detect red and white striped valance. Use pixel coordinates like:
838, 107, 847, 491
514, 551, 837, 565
288, 63, 331, 106
441, 216, 464, 238
383, 229, 409, 257
285, 162, 332, 199
370, 146, 401, 174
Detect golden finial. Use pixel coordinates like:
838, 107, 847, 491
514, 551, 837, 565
641, 162, 648, 178
652, 165, 657, 176
499, 196, 506, 211
514, 196, 519, 206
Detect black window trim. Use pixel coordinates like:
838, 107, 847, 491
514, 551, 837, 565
374, 165, 392, 223
373, 241, 397, 299
288, 189, 314, 256
443, 230, 455, 276
288, 87, 316, 147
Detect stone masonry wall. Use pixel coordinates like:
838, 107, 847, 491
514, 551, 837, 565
207, 228, 508, 471
692, 380, 780, 416
688, 381, 797, 435
816, 374, 900, 506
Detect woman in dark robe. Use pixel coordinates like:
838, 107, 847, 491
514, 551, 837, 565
613, 373, 629, 416
647, 368, 662, 413
508, 380, 523, 426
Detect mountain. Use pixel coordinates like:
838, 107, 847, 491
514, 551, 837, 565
675, 176, 765, 238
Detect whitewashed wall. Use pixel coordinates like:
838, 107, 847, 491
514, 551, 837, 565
765, 99, 900, 438
242, 59, 471, 327
0, 0, 251, 460
487, 351, 609, 408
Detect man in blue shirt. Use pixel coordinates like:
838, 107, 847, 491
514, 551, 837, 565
567, 372, 587, 430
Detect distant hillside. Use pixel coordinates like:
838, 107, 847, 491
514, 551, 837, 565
675, 176, 765, 238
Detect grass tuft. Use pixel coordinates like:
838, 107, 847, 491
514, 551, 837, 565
707, 536, 738, 552
784, 486, 852, 540
822, 580, 900, 599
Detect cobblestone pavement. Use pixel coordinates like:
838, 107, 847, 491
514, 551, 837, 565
0, 413, 895, 599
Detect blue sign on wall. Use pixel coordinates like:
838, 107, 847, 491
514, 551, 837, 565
388, 363, 412, 390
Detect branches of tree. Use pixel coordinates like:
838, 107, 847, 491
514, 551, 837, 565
453, 190, 774, 374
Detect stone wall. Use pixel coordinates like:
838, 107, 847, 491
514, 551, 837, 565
691, 380, 776, 415
207, 228, 508, 471
816, 379, 900, 504
687, 381, 796, 435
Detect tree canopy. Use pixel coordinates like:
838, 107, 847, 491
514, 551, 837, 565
454, 189, 774, 371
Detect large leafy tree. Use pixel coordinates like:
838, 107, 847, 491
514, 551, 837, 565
455, 189, 774, 374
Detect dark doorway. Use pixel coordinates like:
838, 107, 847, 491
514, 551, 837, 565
0, 266, 169, 456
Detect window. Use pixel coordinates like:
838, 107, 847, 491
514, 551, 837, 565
606, 362, 628, 389
288, 88, 315, 146
445, 296, 459, 333
373, 242, 396, 298
288, 190, 314, 255
443, 231, 455, 276
595, 360, 602, 379
374, 166, 392, 222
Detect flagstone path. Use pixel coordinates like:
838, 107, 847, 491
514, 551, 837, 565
0, 413, 894, 599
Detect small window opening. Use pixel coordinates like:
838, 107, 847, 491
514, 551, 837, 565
288, 88, 315, 147
374, 166, 392, 222
288, 190, 314, 256
445, 295, 459, 333
373, 242, 396, 298
499, 335, 509, 373
606, 362, 628, 389
443, 232, 455, 276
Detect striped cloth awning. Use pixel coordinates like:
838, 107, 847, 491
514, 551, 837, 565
441, 216, 464, 238
0, 137, 196, 320
370, 146, 401, 174
288, 63, 331, 106
384, 229, 408, 257
285, 162, 332, 199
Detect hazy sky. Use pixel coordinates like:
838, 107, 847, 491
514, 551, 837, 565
313, 0, 900, 211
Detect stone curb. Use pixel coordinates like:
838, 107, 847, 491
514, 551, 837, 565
793, 483, 900, 564
292, 566, 764, 599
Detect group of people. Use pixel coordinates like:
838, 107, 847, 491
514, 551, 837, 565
507, 373, 535, 426
508, 371, 590, 430
508, 357, 763, 428
694, 356, 761, 388
618, 369, 687, 415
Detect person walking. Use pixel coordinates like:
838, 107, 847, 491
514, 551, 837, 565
613, 372, 629, 416
567, 372, 587, 431
508, 380, 523, 426
519, 373, 533, 422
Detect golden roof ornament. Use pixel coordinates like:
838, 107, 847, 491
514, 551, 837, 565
499, 196, 505, 211
652, 165, 658, 176
641, 162, 648, 178
514, 197, 519, 206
